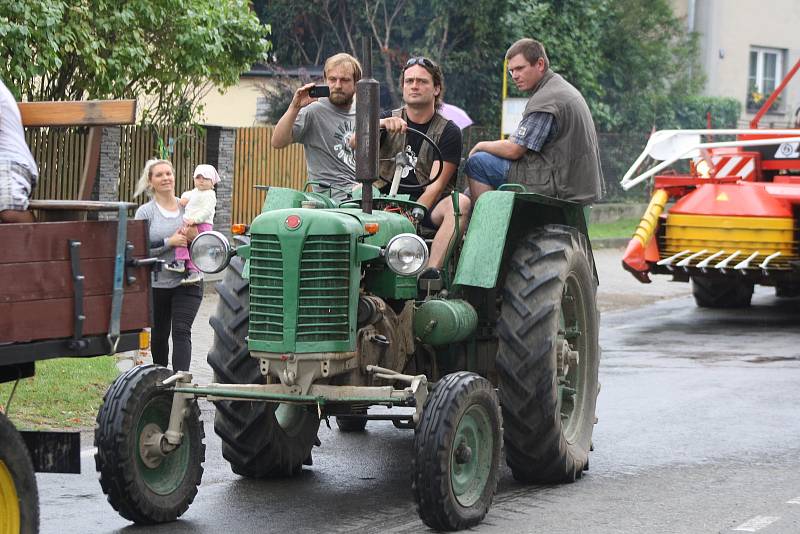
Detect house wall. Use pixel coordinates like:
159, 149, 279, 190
198, 78, 267, 128
672, 0, 800, 125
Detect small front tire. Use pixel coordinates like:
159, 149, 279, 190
412, 372, 502, 531
95, 365, 205, 524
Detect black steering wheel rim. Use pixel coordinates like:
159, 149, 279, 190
383, 126, 444, 191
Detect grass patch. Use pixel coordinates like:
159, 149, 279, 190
588, 217, 639, 240
0, 357, 120, 430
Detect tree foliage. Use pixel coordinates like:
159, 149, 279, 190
0, 0, 270, 125
253, 0, 508, 125
507, 0, 705, 133
256, 0, 719, 134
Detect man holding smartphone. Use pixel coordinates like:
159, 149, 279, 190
271, 53, 361, 201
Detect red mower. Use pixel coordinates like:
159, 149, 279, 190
620, 59, 800, 308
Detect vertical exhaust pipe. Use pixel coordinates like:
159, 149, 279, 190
355, 37, 380, 214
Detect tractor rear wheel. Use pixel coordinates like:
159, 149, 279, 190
0, 412, 38, 534
94, 365, 205, 524
692, 276, 753, 308
208, 255, 320, 478
412, 371, 501, 531
496, 225, 599, 483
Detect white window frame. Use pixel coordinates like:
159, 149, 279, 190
748, 46, 784, 99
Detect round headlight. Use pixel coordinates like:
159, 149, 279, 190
189, 231, 232, 274
385, 233, 428, 276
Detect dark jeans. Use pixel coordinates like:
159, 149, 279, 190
152, 283, 203, 371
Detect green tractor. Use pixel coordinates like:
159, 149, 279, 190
95, 69, 600, 531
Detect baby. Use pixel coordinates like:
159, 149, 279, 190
165, 164, 220, 284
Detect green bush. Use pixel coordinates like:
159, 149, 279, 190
669, 96, 742, 129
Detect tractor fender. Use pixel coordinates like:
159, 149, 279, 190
454, 190, 595, 288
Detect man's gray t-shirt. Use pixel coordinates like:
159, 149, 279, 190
292, 98, 356, 200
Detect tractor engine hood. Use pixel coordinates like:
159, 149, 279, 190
249, 207, 416, 248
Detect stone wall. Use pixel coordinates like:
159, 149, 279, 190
98, 126, 122, 221
212, 128, 236, 239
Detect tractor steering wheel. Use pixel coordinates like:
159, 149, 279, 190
380, 126, 444, 192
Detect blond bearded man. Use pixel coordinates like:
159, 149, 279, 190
272, 53, 361, 201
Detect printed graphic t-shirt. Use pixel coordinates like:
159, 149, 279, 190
292, 98, 356, 200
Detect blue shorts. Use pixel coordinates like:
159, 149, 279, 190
464, 152, 511, 189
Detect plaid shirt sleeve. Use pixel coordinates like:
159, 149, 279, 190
509, 112, 556, 152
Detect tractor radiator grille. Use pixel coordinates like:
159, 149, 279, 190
249, 234, 284, 342
296, 235, 351, 342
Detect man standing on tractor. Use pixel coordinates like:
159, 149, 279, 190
271, 53, 361, 201
0, 79, 38, 223
465, 38, 603, 205
378, 57, 469, 282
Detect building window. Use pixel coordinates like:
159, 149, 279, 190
747, 47, 785, 112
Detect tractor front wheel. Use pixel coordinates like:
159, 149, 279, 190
496, 225, 599, 483
412, 371, 501, 531
0, 412, 38, 534
94, 365, 205, 524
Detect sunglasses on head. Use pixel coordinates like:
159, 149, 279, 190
405, 57, 436, 69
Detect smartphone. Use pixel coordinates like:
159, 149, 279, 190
308, 85, 330, 98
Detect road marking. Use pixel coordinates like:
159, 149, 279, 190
81, 447, 97, 458
732, 516, 780, 532
788, 497, 800, 504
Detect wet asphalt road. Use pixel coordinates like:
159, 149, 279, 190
36, 249, 800, 533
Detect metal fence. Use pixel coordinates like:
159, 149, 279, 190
459, 127, 649, 202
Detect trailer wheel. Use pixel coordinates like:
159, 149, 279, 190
94, 365, 205, 524
692, 276, 753, 308
412, 372, 501, 531
0, 412, 38, 534
208, 255, 320, 478
496, 225, 599, 483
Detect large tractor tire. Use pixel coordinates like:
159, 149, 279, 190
95, 365, 205, 524
208, 255, 320, 478
692, 276, 753, 308
0, 412, 38, 534
412, 372, 502, 531
496, 225, 599, 484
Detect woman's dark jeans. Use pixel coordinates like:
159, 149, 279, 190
151, 283, 203, 371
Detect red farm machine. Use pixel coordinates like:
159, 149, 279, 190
621, 59, 800, 308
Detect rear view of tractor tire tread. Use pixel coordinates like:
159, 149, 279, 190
412, 372, 502, 531
0, 412, 39, 534
208, 256, 320, 478
692, 276, 753, 308
94, 365, 205, 524
496, 225, 599, 484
